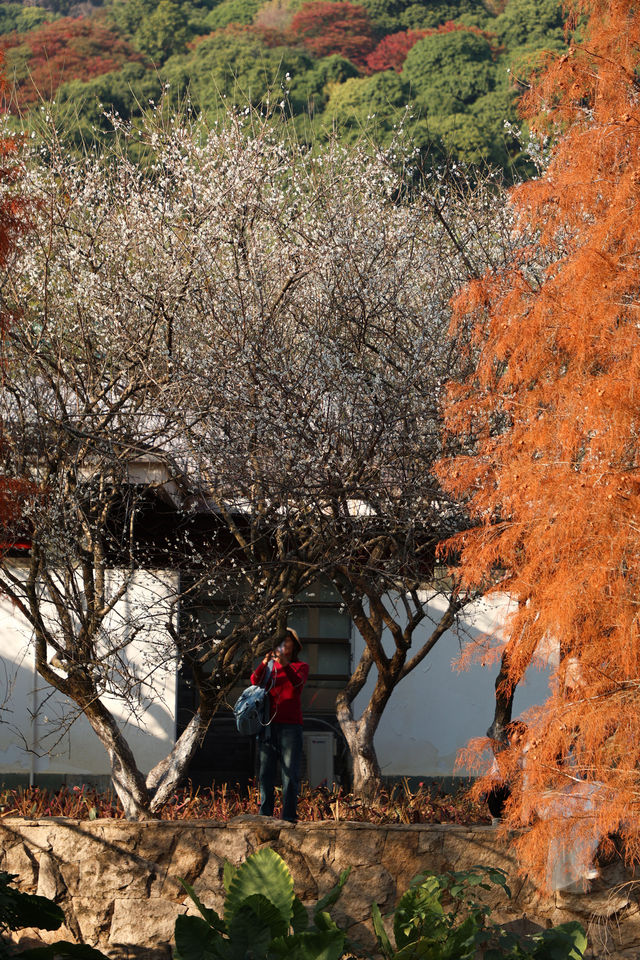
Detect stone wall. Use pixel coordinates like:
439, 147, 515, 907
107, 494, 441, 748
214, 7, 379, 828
0, 817, 638, 959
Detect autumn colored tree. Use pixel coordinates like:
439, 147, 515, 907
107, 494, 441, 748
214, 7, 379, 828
439, 0, 640, 889
289, 1, 377, 69
0, 52, 33, 550
365, 28, 425, 72
366, 21, 497, 73
0, 17, 142, 108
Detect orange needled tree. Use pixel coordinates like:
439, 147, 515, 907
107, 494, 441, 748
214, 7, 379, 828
438, 0, 640, 888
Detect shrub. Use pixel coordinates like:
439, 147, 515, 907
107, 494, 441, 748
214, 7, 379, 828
174, 847, 354, 960
372, 865, 587, 960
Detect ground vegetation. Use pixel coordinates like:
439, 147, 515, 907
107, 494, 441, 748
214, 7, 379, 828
0, 780, 487, 822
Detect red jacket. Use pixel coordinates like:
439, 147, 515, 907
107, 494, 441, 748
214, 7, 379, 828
250, 659, 309, 725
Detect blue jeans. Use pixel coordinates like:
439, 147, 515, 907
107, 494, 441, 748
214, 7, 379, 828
258, 723, 303, 822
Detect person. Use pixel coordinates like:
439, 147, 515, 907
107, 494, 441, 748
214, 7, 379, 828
250, 626, 309, 823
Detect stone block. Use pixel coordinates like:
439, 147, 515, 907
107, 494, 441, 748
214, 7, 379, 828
155, 833, 210, 900
344, 918, 378, 954
269, 841, 317, 901
380, 828, 420, 894
333, 863, 395, 929
332, 825, 386, 868
109, 897, 184, 947
417, 827, 446, 858
73, 897, 115, 947
36, 851, 66, 901
15, 922, 76, 946
441, 828, 517, 884
120, 822, 189, 867
299, 826, 335, 872
207, 825, 249, 864
78, 848, 158, 899
0, 840, 37, 888
185, 850, 226, 918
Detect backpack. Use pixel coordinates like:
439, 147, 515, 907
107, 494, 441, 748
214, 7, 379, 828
233, 661, 275, 736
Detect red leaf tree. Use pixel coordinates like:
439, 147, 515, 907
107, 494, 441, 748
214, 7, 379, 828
366, 22, 499, 74
1, 17, 142, 108
289, 1, 376, 69
365, 29, 426, 72
438, 0, 640, 888
0, 52, 34, 551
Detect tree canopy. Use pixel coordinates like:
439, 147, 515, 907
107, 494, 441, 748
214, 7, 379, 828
439, 0, 640, 889
0, 0, 565, 175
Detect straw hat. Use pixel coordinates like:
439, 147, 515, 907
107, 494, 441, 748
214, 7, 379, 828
285, 626, 303, 654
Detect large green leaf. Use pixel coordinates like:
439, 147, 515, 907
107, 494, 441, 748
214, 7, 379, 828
222, 861, 237, 894
270, 930, 346, 960
291, 897, 309, 934
393, 876, 445, 950
231, 894, 289, 940
224, 848, 294, 931
313, 911, 340, 934
17, 944, 109, 960
0, 873, 64, 933
179, 879, 225, 933
371, 901, 394, 960
223, 900, 273, 960
174, 914, 222, 960
531, 922, 587, 960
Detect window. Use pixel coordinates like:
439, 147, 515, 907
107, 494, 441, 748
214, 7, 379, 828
288, 580, 351, 682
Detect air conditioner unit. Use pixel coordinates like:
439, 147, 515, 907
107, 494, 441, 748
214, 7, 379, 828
302, 732, 335, 789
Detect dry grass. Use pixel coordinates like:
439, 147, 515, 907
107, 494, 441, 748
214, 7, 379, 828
0, 779, 489, 823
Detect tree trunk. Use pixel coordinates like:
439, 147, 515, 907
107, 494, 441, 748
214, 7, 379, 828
486, 638, 536, 750
29, 622, 153, 820
147, 704, 215, 811
82, 700, 152, 820
337, 673, 389, 800
345, 720, 383, 800
486, 645, 516, 745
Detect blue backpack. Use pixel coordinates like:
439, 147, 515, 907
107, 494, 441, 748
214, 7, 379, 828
233, 661, 275, 735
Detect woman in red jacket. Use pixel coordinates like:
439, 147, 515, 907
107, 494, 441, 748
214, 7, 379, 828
250, 627, 309, 822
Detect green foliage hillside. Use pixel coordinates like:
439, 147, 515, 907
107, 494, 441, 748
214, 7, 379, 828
0, 0, 566, 173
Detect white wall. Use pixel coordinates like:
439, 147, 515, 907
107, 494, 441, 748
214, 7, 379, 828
0, 575, 555, 783
352, 592, 554, 778
0, 566, 179, 783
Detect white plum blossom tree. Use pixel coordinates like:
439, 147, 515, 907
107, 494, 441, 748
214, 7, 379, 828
0, 107, 517, 810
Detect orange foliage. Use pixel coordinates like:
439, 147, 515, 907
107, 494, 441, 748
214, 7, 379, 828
0, 17, 142, 109
438, 0, 640, 889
